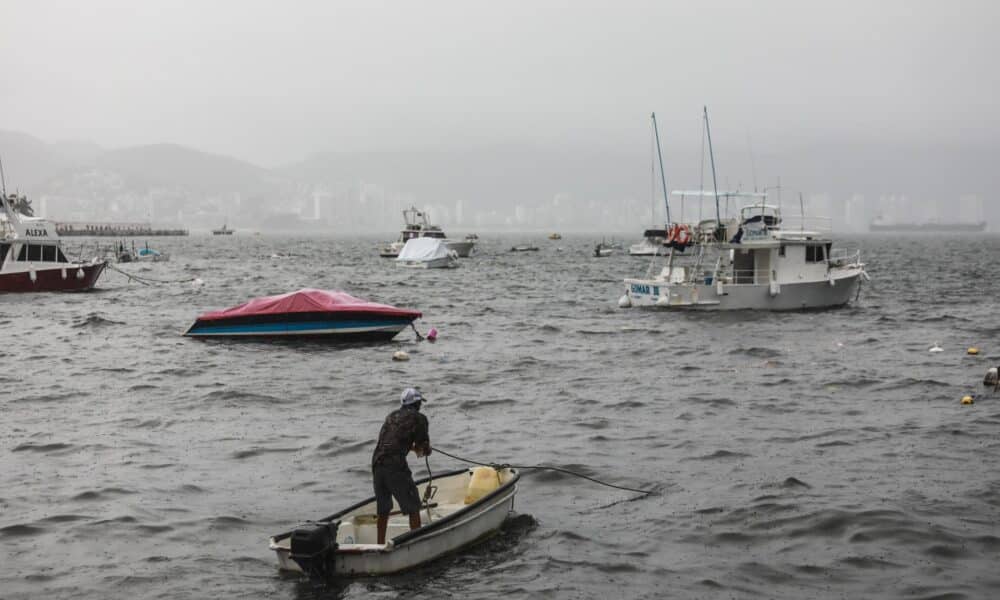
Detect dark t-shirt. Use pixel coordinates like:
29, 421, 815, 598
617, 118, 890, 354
371, 406, 430, 469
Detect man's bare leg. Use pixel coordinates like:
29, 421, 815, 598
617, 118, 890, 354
376, 515, 389, 544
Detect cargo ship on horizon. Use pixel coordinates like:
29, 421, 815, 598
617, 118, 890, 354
868, 217, 987, 233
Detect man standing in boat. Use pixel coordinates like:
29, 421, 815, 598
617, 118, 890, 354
371, 387, 432, 544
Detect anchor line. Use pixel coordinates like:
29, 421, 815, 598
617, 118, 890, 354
107, 263, 199, 285
430, 446, 658, 496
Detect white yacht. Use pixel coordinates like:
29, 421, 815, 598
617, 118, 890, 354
395, 237, 459, 269
622, 200, 868, 310
379, 206, 474, 258
621, 107, 868, 310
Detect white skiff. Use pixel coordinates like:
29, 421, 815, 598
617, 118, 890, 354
269, 466, 519, 577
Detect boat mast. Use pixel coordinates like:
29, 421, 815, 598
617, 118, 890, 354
651, 112, 670, 225
703, 106, 721, 228
0, 154, 16, 227
0, 154, 7, 198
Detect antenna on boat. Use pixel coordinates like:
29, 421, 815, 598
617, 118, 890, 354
651, 112, 670, 225
703, 106, 721, 228
0, 153, 7, 198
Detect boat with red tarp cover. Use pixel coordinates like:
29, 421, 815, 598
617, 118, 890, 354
183, 289, 421, 341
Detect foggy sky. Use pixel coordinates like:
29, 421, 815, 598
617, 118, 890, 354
3, 0, 997, 169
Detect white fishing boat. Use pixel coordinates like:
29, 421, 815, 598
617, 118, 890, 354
396, 237, 459, 269
593, 238, 615, 257
621, 108, 869, 311
379, 206, 475, 258
269, 466, 520, 577
627, 229, 669, 256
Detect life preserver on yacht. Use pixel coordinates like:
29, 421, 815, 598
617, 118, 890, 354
674, 224, 692, 247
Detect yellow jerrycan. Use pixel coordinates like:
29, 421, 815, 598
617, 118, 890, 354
464, 466, 501, 504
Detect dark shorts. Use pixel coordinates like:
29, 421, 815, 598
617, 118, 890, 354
373, 462, 421, 516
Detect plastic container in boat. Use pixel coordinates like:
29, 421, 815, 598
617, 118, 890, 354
464, 467, 500, 504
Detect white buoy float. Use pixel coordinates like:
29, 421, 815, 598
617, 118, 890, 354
617, 294, 632, 308
655, 294, 670, 307
61, 268, 67, 280
29, 269, 37, 283
76, 268, 84, 279
191, 278, 205, 287
984, 367, 999, 388
929, 343, 943, 353
392, 350, 410, 361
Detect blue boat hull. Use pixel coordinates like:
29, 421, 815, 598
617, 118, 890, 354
184, 312, 417, 341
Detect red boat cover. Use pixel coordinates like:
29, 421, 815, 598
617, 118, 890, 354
195, 289, 422, 321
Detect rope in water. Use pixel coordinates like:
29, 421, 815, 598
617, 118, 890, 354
430, 446, 658, 496
107, 263, 200, 286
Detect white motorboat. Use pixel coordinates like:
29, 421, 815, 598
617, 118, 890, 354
269, 466, 520, 577
379, 206, 475, 258
396, 237, 459, 268
628, 229, 669, 256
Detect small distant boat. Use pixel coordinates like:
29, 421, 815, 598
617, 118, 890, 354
213, 223, 234, 235
136, 243, 169, 262
395, 237, 459, 269
509, 244, 539, 252
269, 466, 520, 577
548, 233, 562, 240
593, 239, 614, 257
183, 289, 421, 340
464, 233, 479, 242
115, 240, 137, 263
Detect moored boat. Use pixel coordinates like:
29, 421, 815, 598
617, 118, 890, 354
0, 192, 106, 292
621, 107, 869, 311
395, 237, 459, 268
627, 229, 670, 256
212, 223, 234, 235
183, 289, 421, 340
269, 466, 519, 577
509, 244, 539, 252
594, 239, 614, 257
136, 242, 169, 262
379, 206, 475, 258
622, 201, 868, 310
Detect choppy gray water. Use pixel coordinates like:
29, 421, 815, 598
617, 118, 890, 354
3, 234, 999, 599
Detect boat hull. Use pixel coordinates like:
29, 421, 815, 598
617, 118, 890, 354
444, 240, 475, 257
270, 468, 519, 576
184, 311, 417, 340
624, 268, 863, 310
0, 262, 106, 293
628, 244, 668, 256
396, 257, 458, 268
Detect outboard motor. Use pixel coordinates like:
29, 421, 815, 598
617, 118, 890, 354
289, 521, 339, 579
